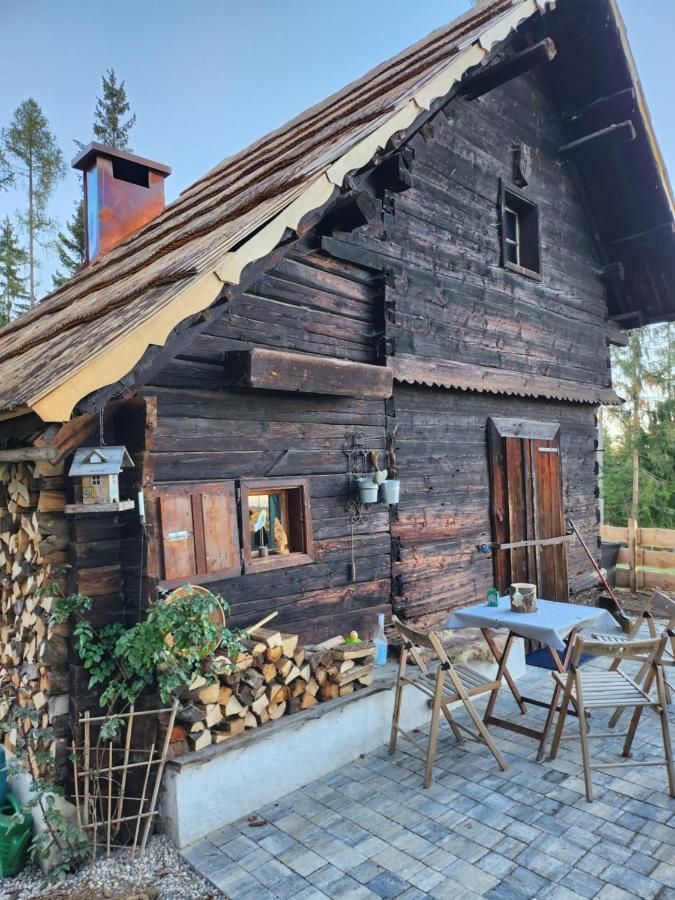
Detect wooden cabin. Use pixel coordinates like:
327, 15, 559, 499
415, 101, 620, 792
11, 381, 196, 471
0, 0, 673, 775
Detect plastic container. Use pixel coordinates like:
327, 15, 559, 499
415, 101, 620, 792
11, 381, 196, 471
487, 588, 499, 608
0, 793, 32, 877
374, 613, 388, 665
600, 540, 621, 588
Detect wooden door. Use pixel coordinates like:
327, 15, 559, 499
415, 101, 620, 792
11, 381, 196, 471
487, 417, 569, 601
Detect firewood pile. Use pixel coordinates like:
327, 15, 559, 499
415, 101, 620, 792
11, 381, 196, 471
169, 629, 376, 755
0, 454, 70, 779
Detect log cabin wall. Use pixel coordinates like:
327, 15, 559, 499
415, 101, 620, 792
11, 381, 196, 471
390, 386, 600, 627
136, 67, 610, 638
139, 387, 390, 642
137, 249, 390, 642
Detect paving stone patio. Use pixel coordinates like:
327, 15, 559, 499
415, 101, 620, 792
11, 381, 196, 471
182, 659, 675, 899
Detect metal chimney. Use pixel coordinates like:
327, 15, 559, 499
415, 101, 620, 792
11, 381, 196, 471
72, 142, 171, 263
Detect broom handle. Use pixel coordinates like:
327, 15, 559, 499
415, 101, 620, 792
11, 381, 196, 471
566, 516, 622, 610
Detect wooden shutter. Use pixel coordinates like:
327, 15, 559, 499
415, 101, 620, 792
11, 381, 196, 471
197, 488, 240, 576
157, 482, 240, 584
159, 493, 196, 581
487, 418, 569, 602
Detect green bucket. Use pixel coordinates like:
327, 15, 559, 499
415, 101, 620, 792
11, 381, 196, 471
0, 793, 32, 877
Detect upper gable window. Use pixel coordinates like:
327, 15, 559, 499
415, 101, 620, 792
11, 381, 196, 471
500, 182, 541, 280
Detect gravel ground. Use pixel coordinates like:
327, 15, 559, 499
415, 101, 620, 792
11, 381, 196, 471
0, 835, 224, 900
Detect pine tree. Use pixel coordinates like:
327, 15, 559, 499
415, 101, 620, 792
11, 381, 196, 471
0, 217, 29, 324
93, 69, 136, 150
1, 99, 66, 306
52, 197, 85, 288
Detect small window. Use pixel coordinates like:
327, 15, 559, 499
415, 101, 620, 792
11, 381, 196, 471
500, 182, 541, 279
91, 474, 102, 486
241, 478, 314, 573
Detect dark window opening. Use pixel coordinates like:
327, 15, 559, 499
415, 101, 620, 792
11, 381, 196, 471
241, 478, 314, 573
500, 182, 541, 279
112, 156, 149, 188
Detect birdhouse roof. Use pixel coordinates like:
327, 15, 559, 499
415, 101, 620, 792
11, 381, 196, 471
68, 446, 134, 476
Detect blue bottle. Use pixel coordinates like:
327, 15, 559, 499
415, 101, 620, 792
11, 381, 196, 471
374, 613, 388, 665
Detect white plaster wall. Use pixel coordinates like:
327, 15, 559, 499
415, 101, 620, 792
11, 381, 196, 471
162, 640, 525, 848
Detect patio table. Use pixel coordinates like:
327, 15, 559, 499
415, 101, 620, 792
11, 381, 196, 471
443, 597, 617, 760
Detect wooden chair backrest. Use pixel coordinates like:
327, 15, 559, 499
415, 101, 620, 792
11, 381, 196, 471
573, 633, 665, 667
391, 616, 453, 674
646, 589, 675, 623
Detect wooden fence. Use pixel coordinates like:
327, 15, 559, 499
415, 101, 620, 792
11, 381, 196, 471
600, 520, 675, 592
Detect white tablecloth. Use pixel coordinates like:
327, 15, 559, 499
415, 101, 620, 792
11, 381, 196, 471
443, 597, 618, 652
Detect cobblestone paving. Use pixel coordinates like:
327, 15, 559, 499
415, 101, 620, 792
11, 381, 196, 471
183, 661, 675, 899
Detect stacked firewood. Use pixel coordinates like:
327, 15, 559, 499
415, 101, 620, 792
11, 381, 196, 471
170, 629, 376, 755
0, 455, 70, 780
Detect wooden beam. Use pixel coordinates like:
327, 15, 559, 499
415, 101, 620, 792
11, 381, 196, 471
0, 447, 59, 462
494, 535, 575, 551
460, 39, 557, 101
597, 262, 625, 284
223, 348, 393, 399
604, 322, 630, 347
562, 88, 636, 125
605, 220, 675, 249
558, 120, 636, 159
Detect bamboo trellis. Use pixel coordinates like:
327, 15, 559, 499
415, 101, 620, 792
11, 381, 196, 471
72, 700, 178, 859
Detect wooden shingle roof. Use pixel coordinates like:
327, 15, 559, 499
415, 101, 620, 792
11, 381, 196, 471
0, 0, 670, 422
0, 0, 559, 422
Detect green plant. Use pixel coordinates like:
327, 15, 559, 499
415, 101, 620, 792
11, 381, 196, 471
0, 670, 89, 882
52, 584, 247, 715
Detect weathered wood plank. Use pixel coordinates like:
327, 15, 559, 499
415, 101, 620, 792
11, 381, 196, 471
223, 348, 393, 399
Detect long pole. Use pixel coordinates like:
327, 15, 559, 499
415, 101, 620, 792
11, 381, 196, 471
566, 516, 620, 606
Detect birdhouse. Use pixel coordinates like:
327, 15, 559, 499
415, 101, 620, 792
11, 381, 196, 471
68, 446, 134, 507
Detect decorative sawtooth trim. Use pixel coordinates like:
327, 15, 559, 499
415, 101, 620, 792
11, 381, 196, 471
28, 0, 541, 424
390, 355, 624, 406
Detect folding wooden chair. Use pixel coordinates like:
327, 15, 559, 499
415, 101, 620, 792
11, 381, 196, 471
592, 589, 675, 726
389, 616, 507, 788
549, 633, 675, 802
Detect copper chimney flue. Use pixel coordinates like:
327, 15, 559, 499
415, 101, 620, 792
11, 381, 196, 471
72, 142, 171, 263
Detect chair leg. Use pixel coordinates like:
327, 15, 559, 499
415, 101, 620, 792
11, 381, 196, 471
423, 673, 445, 788
655, 666, 675, 797
623, 667, 655, 758
389, 654, 407, 756
574, 684, 593, 802
461, 696, 508, 771
549, 684, 572, 760
609, 658, 650, 728
441, 704, 464, 744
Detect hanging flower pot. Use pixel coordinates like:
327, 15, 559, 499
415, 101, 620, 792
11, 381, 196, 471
380, 479, 400, 504
357, 476, 379, 504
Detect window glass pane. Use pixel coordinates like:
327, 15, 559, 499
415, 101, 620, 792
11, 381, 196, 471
249, 493, 271, 550
505, 209, 518, 243
506, 241, 518, 265
249, 490, 293, 554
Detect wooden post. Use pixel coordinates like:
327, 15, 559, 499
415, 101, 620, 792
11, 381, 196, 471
635, 522, 645, 591
628, 517, 638, 592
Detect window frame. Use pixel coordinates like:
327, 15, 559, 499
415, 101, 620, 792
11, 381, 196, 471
499, 181, 542, 281
240, 477, 314, 574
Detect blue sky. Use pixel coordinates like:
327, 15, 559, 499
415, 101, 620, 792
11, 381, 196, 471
1, 0, 673, 294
